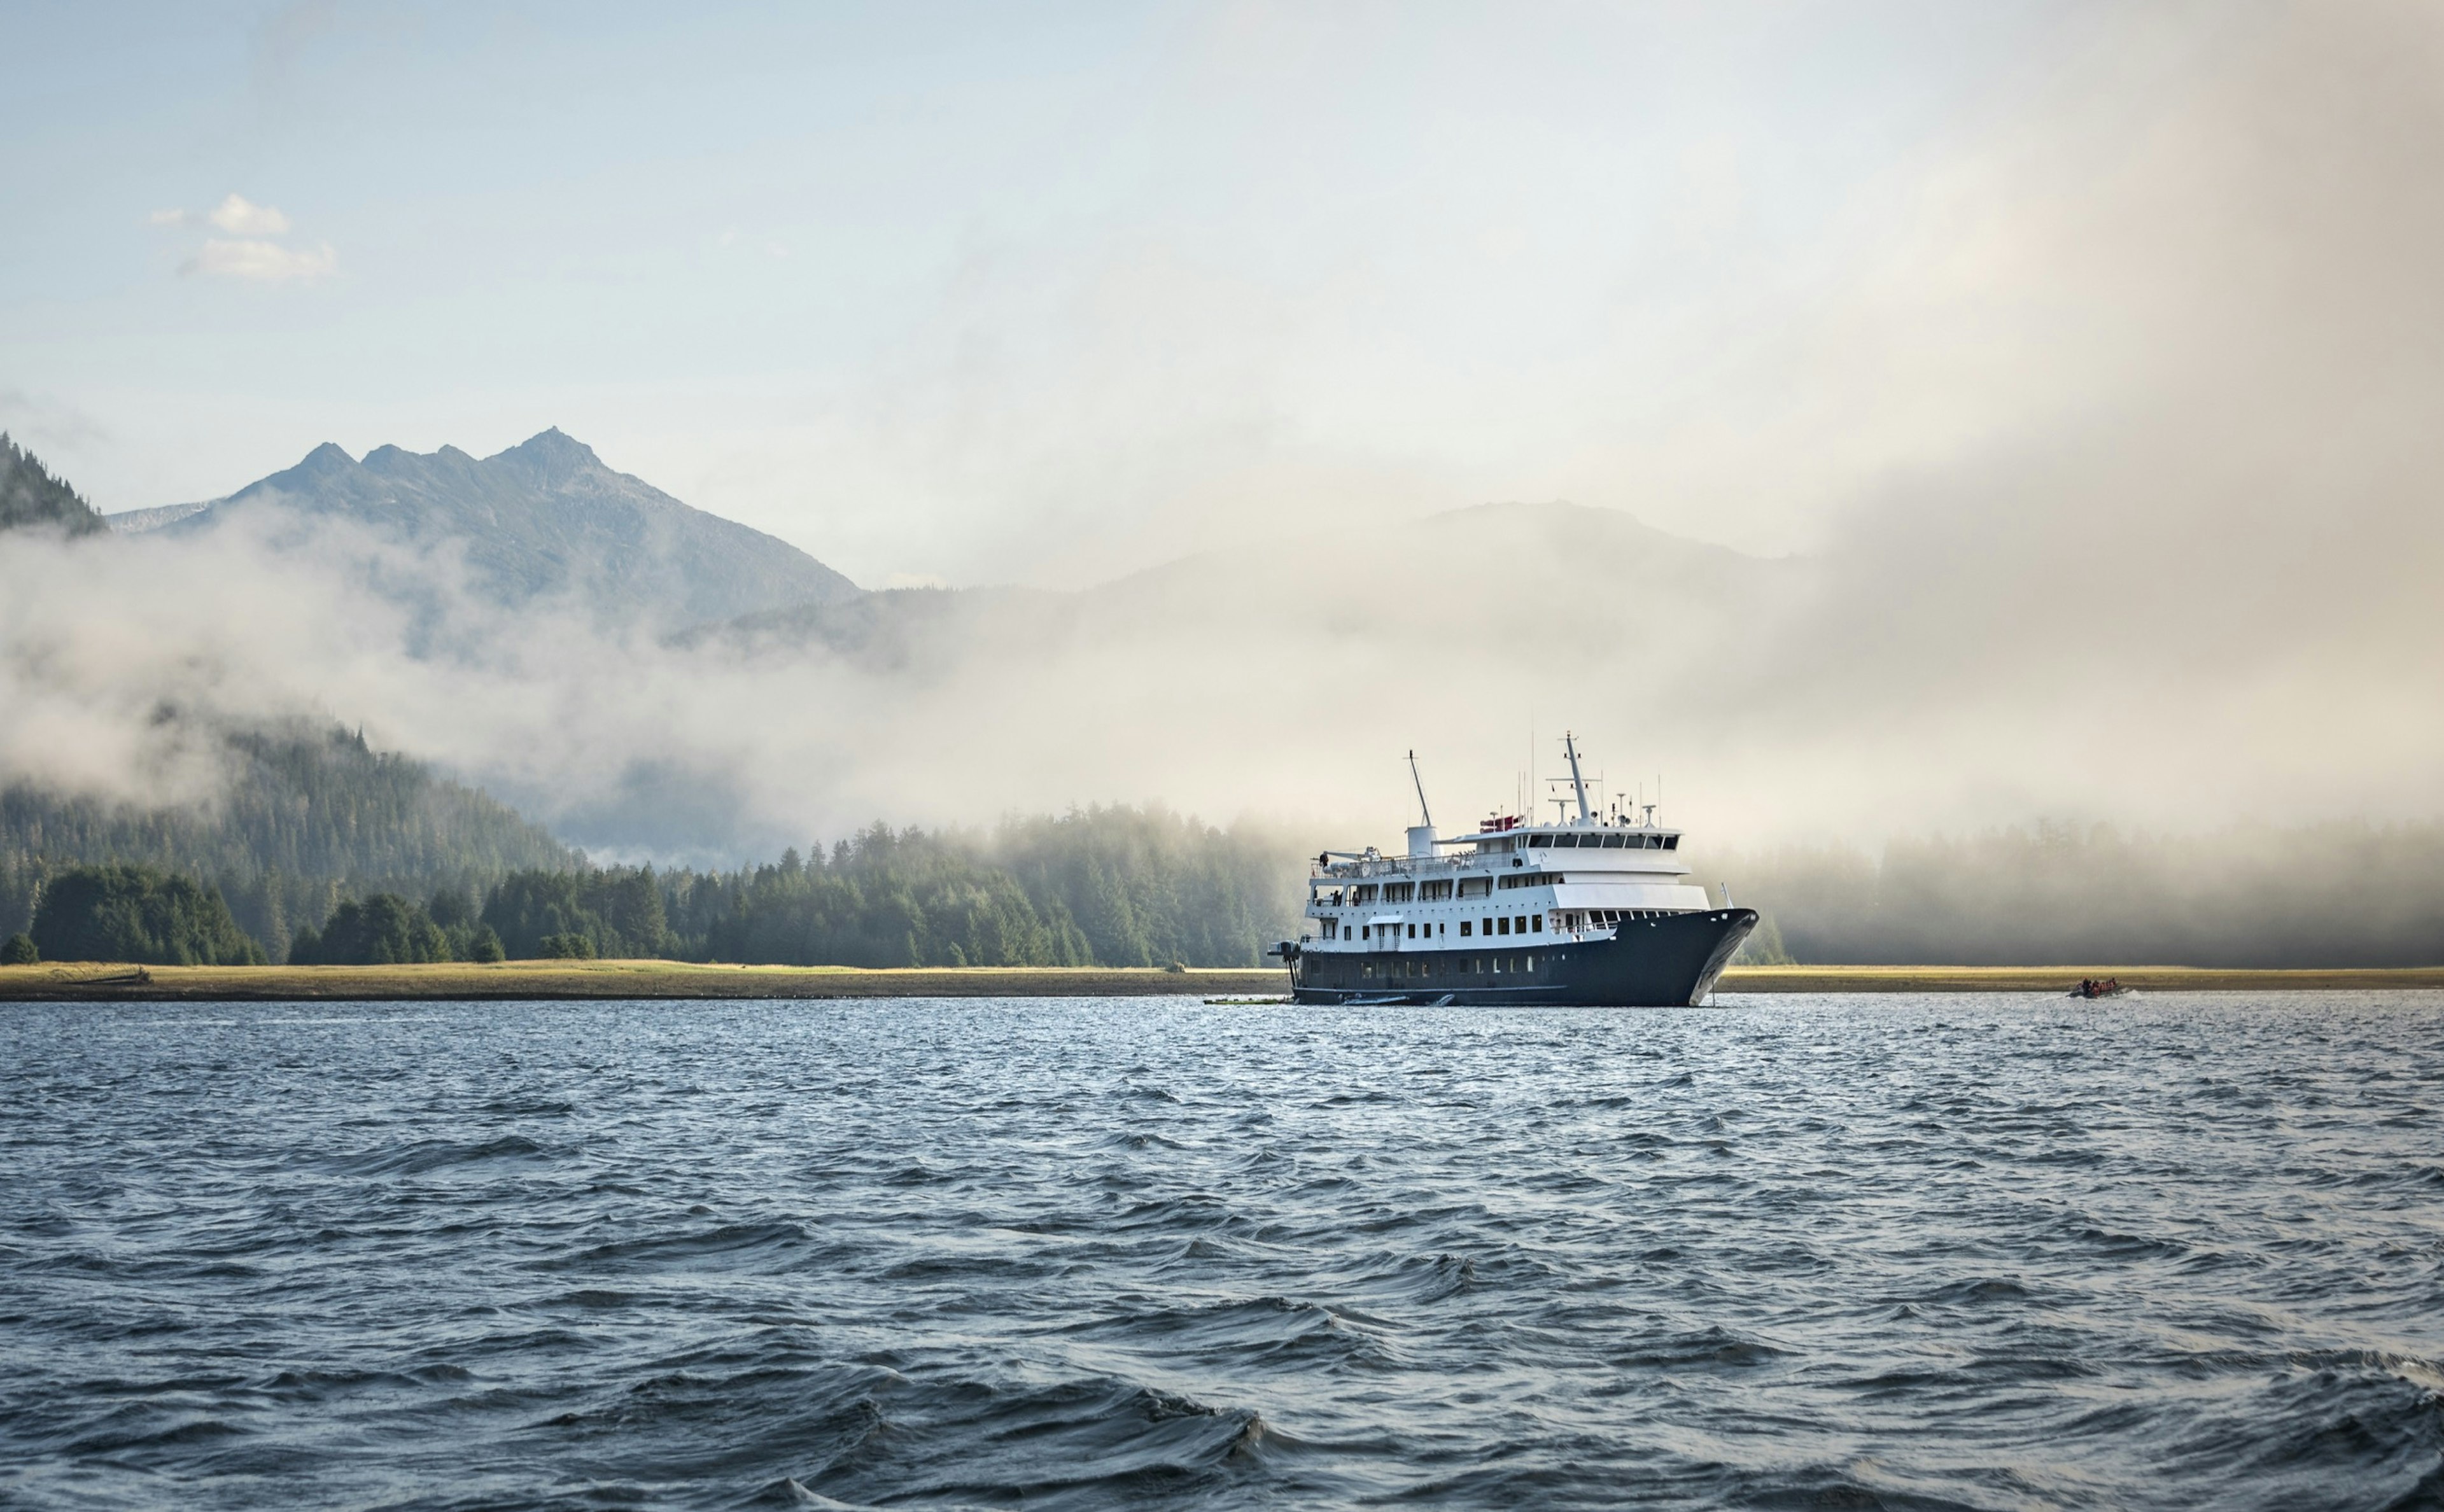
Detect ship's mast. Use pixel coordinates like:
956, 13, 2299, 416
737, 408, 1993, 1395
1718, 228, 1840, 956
1407, 749, 1434, 829
1562, 731, 1592, 825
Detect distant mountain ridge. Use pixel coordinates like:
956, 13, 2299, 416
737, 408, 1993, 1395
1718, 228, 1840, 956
0, 435, 108, 537
120, 428, 859, 628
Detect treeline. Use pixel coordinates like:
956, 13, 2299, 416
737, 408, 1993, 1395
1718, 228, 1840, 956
472, 808, 1300, 967
1, 722, 575, 958
1695, 818, 2444, 968
11, 806, 1307, 969
0, 433, 108, 537
21, 806, 2444, 972
16, 865, 263, 967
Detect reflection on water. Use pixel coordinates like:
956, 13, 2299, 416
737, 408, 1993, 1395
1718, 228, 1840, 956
2, 994, 2439, 1509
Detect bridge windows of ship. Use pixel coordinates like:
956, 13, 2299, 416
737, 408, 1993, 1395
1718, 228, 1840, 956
1522, 832, 1680, 850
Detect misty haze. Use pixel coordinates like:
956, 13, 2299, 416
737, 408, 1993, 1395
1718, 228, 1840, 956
3, 4, 2440, 1509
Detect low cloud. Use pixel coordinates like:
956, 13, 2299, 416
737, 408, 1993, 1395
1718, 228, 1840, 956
27, 2, 2442, 874
181, 238, 337, 282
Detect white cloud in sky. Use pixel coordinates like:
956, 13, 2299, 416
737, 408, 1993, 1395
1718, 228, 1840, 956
151, 192, 330, 281
151, 195, 325, 280
207, 193, 291, 235
182, 238, 337, 281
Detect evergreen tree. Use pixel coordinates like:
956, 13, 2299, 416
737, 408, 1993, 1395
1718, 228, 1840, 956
290, 893, 449, 965
31, 865, 264, 965
0, 434, 108, 536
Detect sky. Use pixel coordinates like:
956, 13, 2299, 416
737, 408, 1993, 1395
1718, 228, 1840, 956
3, 0, 2154, 589
7, 0, 2441, 858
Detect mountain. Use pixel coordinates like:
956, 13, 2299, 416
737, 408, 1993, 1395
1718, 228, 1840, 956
0, 435, 108, 537
682, 498, 1789, 694
125, 429, 859, 628
105, 499, 212, 533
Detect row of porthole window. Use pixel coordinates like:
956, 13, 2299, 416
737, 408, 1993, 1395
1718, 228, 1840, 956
1359, 956, 1536, 978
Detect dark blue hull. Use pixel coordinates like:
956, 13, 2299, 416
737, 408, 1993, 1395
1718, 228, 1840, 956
1288, 908, 1757, 1007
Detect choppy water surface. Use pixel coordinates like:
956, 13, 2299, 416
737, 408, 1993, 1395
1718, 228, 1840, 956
3, 994, 2440, 1510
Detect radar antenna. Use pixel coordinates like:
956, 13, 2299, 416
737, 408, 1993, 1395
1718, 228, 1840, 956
1407, 750, 1434, 829
1562, 731, 1593, 825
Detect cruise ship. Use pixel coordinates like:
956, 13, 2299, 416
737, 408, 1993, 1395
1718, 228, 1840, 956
1273, 736, 1756, 1006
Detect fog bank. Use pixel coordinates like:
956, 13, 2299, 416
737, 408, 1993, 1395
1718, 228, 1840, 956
3, 3, 2440, 909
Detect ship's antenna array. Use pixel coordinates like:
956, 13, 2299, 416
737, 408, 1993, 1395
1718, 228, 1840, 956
1407, 749, 1434, 829
1562, 731, 1592, 824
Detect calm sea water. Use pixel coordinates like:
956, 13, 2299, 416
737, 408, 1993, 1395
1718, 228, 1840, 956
2, 994, 2440, 1511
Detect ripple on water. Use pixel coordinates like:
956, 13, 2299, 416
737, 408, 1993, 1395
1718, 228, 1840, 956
1, 991, 2440, 1509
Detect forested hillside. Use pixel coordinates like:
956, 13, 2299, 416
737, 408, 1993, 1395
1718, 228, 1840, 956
494, 809, 1303, 968
0, 435, 108, 536
4, 736, 1305, 968
1697, 820, 2444, 969
0, 724, 574, 958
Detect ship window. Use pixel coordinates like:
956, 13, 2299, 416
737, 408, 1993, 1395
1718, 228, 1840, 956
1385, 882, 1414, 902
1601, 834, 1626, 849
1406, 924, 1415, 939
1554, 834, 1580, 848
1664, 834, 1679, 849
1459, 921, 1471, 936
1531, 915, 1543, 933
1496, 916, 1510, 935
1528, 834, 1550, 848
1458, 877, 1490, 899
1421, 879, 1453, 900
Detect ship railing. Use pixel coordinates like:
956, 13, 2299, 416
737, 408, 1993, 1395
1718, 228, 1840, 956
1309, 853, 1461, 881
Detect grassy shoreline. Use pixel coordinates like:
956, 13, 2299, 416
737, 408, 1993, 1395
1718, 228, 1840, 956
2, 960, 2440, 1002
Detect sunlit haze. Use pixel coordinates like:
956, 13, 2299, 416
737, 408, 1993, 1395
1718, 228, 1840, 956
5, 0, 2441, 854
